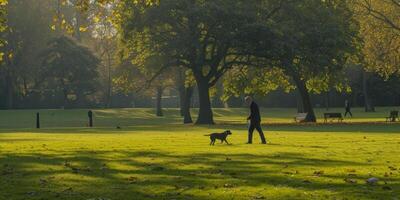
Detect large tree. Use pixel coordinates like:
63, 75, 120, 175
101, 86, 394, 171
90, 4, 118, 108
352, 0, 400, 111
176, 68, 195, 123
113, 59, 177, 117
241, 0, 357, 122
113, 0, 281, 124
0, 0, 6, 60
356, 0, 399, 77
0, 0, 55, 109
39, 36, 99, 107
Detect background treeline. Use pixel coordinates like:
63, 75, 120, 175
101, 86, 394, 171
0, 0, 399, 123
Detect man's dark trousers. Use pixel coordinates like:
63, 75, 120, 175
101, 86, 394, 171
248, 121, 266, 144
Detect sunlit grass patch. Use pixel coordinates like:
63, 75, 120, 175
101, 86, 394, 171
0, 108, 399, 199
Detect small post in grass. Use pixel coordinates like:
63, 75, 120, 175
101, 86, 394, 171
88, 110, 93, 127
36, 112, 40, 129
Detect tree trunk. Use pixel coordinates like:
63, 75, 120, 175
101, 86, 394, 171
178, 88, 185, 116
106, 66, 112, 108
104, 54, 112, 108
177, 71, 185, 117
398, 94, 400, 106
362, 70, 375, 112
60, 79, 68, 108
325, 91, 330, 111
156, 86, 163, 117
73, 6, 82, 42
292, 74, 316, 122
213, 79, 225, 108
182, 87, 194, 124
195, 79, 214, 124
5, 73, 14, 109
296, 90, 303, 113
62, 89, 68, 109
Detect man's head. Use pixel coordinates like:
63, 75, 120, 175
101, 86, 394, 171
245, 96, 253, 106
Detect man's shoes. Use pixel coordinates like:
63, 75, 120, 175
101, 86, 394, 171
261, 141, 267, 144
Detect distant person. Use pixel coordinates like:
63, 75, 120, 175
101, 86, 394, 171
245, 96, 267, 144
344, 99, 352, 117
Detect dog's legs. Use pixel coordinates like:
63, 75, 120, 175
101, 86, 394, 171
211, 139, 215, 145
224, 139, 229, 144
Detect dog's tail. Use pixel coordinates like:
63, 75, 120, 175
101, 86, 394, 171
204, 134, 211, 136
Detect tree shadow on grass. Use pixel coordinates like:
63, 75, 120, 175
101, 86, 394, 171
1, 122, 400, 135
221, 123, 400, 134
1, 150, 399, 200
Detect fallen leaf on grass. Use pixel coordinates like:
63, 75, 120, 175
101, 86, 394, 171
64, 161, 71, 167
39, 178, 48, 186
313, 170, 324, 176
100, 164, 108, 170
127, 176, 139, 184
223, 183, 234, 188
384, 172, 390, 177
348, 173, 357, 177
82, 166, 91, 172
189, 172, 198, 176
26, 191, 37, 196
1, 164, 14, 175
344, 178, 357, 184
62, 187, 73, 193
71, 167, 80, 174
252, 195, 265, 199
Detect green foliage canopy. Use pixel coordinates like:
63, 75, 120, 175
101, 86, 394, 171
39, 36, 100, 105
0, 0, 7, 62
111, 0, 281, 124
355, 0, 400, 77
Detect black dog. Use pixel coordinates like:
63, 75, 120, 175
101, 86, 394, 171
205, 130, 232, 145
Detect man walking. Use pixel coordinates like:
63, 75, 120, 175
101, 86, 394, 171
344, 99, 353, 117
245, 96, 267, 144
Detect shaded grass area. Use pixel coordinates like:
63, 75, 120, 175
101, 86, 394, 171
0, 107, 399, 129
0, 108, 399, 199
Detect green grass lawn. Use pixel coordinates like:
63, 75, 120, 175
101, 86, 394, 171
0, 107, 399, 200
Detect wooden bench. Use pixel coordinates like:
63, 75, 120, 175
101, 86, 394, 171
294, 113, 308, 123
324, 113, 343, 123
386, 111, 399, 122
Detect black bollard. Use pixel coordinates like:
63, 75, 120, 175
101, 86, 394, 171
36, 112, 40, 129
88, 110, 93, 127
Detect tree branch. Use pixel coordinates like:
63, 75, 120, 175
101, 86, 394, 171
361, 0, 400, 32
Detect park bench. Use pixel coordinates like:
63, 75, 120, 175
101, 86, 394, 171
294, 113, 308, 123
324, 113, 343, 123
386, 111, 399, 122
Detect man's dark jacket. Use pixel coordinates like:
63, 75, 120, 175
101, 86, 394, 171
248, 101, 261, 123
